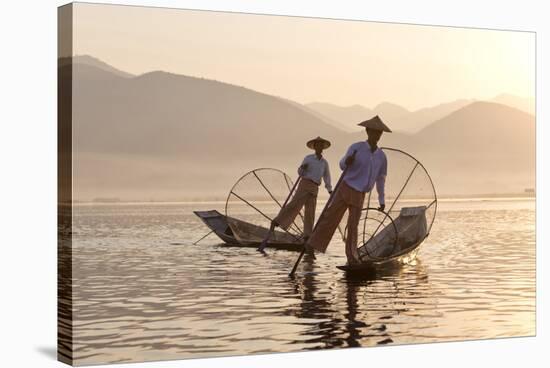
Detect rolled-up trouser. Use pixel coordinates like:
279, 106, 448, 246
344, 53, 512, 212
307, 181, 365, 261
274, 178, 319, 236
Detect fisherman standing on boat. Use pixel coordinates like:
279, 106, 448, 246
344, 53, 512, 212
257, 137, 333, 252
305, 116, 391, 265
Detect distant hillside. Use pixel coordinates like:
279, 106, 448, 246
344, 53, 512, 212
491, 93, 535, 115
308, 99, 476, 133
342, 101, 535, 195
307, 96, 534, 135
283, 99, 352, 132
64, 56, 535, 200
304, 101, 411, 132
372, 102, 409, 122
305, 102, 373, 132
74, 54, 135, 78
413, 101, 535, 194
415, 101, 535, 162
68, 61, 352, 200
394, 99, 475, 133
60, 55, 135, 78
71, 63, 346, 157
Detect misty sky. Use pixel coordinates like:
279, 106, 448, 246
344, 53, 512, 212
72, 3, 535, 111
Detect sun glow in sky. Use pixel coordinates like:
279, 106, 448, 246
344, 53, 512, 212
72, 3, 535, 110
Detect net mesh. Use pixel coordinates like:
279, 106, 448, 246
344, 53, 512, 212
225, 168, 304, 238
357, 148, 437, 260
224, 149, 436, 255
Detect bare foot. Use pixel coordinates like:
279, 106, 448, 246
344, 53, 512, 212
257, 239, 268, 253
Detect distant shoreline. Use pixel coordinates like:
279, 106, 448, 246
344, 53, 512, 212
69, 192, 535, 205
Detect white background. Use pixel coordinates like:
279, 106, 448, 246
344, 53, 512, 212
0, 0, 546, 367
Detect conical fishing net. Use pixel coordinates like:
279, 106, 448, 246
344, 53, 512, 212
225, 168, 304, 244
355, 147, 437, 261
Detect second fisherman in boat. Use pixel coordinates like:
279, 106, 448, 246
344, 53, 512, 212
257, 137, 333, 252
305, 116, 392, 265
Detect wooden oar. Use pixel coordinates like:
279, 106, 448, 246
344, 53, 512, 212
289, 151, 356, 277
193, 229, 214, 245
257, 175, 303, 252
281, 175, 303, 216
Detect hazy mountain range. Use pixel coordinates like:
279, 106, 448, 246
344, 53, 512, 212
306, 94, 534, 134
64, 55, 535, 201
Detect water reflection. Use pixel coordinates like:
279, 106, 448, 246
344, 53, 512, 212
67, 200, 535, 365
58, 218, 74, 364
285, 254, 431, 349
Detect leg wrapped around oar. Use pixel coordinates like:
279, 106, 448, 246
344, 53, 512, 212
307, 187, 347, 253
274, 180, 318, 234
288, 150, 357, 276
258, 178, 317, 252
304, 182, 365, 266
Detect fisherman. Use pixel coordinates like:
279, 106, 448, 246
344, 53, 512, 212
305, 115, 391, 265
257, 137, 332, 252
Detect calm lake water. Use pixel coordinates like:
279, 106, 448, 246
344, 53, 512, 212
65, 198, 535, 365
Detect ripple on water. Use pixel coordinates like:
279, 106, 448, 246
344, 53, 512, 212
68, 200, 536, 364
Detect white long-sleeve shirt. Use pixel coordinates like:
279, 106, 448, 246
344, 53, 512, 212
298, 154, 332, 192
339, 141, 387, 205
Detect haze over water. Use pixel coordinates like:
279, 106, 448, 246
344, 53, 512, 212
63, 198, 535, 365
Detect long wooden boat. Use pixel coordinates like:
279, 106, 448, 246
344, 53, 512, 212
194, 210, 304, 251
